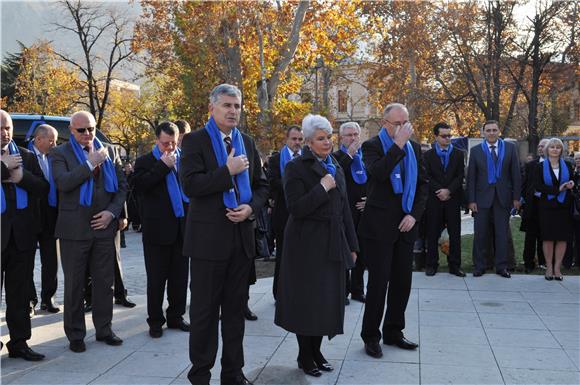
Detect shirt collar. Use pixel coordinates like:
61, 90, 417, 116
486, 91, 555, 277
486, 141, 498, 150
219, 130, 232, 141
32, 144, 44, 157
287, 146, 301, 157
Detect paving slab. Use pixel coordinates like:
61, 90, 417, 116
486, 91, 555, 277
421, 363, 504, 385
501, 368, 580, 385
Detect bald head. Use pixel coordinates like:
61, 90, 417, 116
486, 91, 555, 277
70, 111, 97, 147
34, 124, 58, 155
1, 109, 13, 147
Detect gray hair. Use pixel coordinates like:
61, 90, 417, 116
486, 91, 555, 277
382, 103, 408, 118
545, 137, 565, 158
209, 83, 242, 104
339, 121, 361, 135
574, 151, 580, 159
302, 114, 332, 140
34, 124, 57, 138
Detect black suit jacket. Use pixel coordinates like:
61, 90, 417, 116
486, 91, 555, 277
131, 151, 186, 245
534, 160, 575, 209
1, 146, 50, 251
332, 149, 367, 226
179, 128, 269, 260
267, 151, 290, 235
358, 136, 428, 241
423, 147, 464, 204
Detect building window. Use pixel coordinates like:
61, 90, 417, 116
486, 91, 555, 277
338, 90, 347, 113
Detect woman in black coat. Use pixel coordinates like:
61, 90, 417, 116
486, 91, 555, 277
534, 138, 575, 280
274, 114, 359, 377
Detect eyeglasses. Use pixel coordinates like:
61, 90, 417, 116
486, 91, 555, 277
439, 134, 452, 139
75, 127, 96, 133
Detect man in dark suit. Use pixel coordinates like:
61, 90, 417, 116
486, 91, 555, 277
358, 103, 428, 359
521, 138, 548, 272
467, 120, 521, 278
423, 122, 465, 277
28, 124, 61, 313
333, 121, 367, 303
51, 111, 127, 353
131, 121, 190, 338
180, 84, 269, 385
1, 109, 49, 360
267, 125, 303, 300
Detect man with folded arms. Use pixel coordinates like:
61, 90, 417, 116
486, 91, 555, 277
51, 111, 127, 353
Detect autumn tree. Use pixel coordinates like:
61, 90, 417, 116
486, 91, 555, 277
1, 42, 25, 107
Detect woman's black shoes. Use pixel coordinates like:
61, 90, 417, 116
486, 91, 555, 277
545, 275, 554, 281
297, 359, 322, 377
554, 276, 564, 281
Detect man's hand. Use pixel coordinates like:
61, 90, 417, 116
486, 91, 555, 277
468, 202, 478, 213
347, 138, 361, 157
160, 151, 176, 168
394, 122, 413, 149
559, 180, 575, 191
436, 188, 451, 201
351, 251, 358, 264
226, 204, 253, 223
7, 166, 23, 183
118, 218, 128, 231
320, 174, 336, 191
398, 214, 416, 232
513, 200, 522, 211
91, 210, 114, 230
355, 197, 366, 212
1, 153, 22, 169
87, 147, 108, 168
226, 148, 249, 176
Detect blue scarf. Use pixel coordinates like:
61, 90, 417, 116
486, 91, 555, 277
378, 128, 417, 214
1, 141, 29, 214
321, 155, 336, 177
69, 135, 118, 207
481, 139, 505, 184
434, 143, 453, 171
152, 145, 189, 217
27, 140, 57, 207
543, 158, 569, 203
204, 116, 252, 208
279, 145, 293, 177
340, 144, 367, 184
24, 120, 46, 141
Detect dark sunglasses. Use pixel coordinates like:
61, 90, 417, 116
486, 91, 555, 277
439, 134, 452, 139
75, 126, 96, 133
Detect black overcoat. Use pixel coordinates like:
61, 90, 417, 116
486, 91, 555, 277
274, 146, 359, 337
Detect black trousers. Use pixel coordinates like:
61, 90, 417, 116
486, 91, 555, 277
143, 241, 189, 328
2, 233, 35, 349
29, 227, 59, 305
60, 237, 115, 341
346, 239, 365, 297
425, 198, 461, 270
523, 229, 544, 269
473, 198, 510, 272
188, 228, 252, 385
361, 236, 413, 343
272, 229, 284, 300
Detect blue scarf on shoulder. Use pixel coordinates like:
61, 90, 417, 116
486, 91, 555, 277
279, 145, 293, 177
481, 139, 505, 184
205, 116, 252, 208
1, 141, 28, 214
434, 142, 453, 171
152, 145, 189, 217
321, 155, 336, 177
378, 128, 417, 214
543, 158, 569, 203
69, 135, 118, 207
340, 145, 367, 184
27, 140, 57, 207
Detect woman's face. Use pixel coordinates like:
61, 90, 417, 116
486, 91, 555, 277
547, 143, 562, 159
307, 129, 333, 158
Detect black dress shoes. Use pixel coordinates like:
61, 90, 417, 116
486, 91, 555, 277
425, 267, 437, 276
473, 270, 485, 277
244, 306, 258, 321
449, 268, 466, 277
149, 328, 163, 338
8, 346, 45, 361
222, 373, 254, 384
96, 333, 123, 346
29, 302, 36, 318
496, 269, 511, 278
345, 297, 350, 306
40, 301, 60, 313
384, 336, 419, 350
114, 297, 136, 308
167, 320, 190, 332
351, 293, 366, 303
69, 340, 86, 353
297, 360, 322, 377
364, 341, 383, 358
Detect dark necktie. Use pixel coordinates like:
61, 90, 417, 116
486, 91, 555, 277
293, 151, 299, 158
84, 147, 100, 178
490, 145, 498, 163
223, 137, 239, 200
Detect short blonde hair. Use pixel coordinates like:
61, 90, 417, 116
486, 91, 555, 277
545, 137, 565, 158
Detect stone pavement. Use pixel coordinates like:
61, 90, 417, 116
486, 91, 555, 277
2, 230, 579, 385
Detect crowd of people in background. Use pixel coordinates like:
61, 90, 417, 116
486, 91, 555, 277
2, 82, 580, 384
